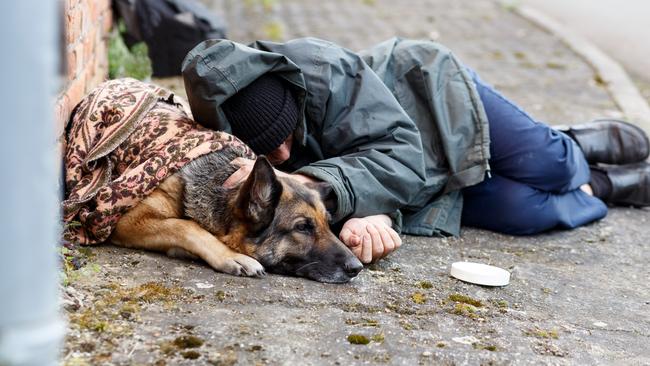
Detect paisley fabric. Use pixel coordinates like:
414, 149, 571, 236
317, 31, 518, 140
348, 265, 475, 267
62, 78, 255, 245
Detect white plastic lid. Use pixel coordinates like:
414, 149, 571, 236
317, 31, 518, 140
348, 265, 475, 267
450, 261, 510, 286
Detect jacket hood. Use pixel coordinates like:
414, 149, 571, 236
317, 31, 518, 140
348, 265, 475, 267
181, 39, 309, 147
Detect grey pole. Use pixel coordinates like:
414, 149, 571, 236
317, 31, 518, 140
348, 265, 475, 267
0, 1, 65, 365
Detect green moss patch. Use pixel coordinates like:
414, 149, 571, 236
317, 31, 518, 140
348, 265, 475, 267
340, 302, 384, 313
371, 333, 385, 343
215, 290, 227, 302
347, 334, 371, 345
411, 292, 427, 304
473, 342, 498, 351
524, 327, 559, 339
134, 282, 188, 303
159, 335, 205, 358
68, 281, 191, 336
181, 350, 201, 359
451, 303, 479, 319
347, 332, 385, 345
59, 244, 99, 286
345, 318, 379, 327
173, 335, 204, 349
448, 293, 483, 307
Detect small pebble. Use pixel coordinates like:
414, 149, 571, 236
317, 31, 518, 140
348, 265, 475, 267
422, 351, 432, 357
452, 336, 480, 345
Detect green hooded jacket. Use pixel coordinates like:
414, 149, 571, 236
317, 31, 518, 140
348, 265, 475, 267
181, 37, 490, 237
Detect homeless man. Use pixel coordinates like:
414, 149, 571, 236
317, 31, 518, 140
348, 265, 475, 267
181, 37, 650, 263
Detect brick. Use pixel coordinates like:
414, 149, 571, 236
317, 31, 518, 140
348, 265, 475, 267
83, 27, 97, 63
65, 9, 80, 44
93, 65, 108, 86
93, 43, 105, 71
70, 43, 84, 79
96, 38, 107, 59
96, 70, 108, 87
54, 94, 71, 138
65, 72, 86, 107
65, 0, 78, 12
92, 62, 107, 89
66, 46, 78, 79
91, 0, 107, 24
85, 61, 97, 92
79, 2, 89, 38
99, 45, 109, 67
97, 0, 112, 13
88, 0, 98, 23
58, 0, 114, 140
102, 10, 113, 34
64, 14, 73, 43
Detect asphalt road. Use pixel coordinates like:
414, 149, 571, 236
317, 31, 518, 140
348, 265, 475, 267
521, 0, 650, 81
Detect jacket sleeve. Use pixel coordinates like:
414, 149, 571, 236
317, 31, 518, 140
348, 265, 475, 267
258, 39, 427, 223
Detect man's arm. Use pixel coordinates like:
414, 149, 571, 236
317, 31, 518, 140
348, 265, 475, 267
254, 38, 428, 223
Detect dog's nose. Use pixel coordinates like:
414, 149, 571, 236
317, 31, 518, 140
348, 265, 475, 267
344, 257, 363, 277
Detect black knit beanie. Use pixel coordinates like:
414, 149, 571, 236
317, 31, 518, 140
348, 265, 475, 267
221, 74, 299, 155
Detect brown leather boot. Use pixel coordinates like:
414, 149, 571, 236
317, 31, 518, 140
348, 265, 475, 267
593, 162, 650, 207
555, 119, 650, 165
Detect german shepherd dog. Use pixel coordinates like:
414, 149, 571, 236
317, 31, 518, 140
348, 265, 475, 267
109, 150, 363, 283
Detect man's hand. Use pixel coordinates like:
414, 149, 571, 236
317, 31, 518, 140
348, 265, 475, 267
223, 158, 256, 188
223, 157, 317, 188
339, 214, 402, 264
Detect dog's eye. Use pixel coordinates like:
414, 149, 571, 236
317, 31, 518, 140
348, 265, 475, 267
294, 220, 314, 233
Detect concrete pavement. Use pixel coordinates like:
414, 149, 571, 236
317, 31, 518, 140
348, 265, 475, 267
61, 1, 650, 365
515, 0, 650, 131
520, 0, 650, 83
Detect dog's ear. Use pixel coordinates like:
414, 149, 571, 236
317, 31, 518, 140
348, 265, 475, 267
305, 181, 336, 213
236, 156, 283, 231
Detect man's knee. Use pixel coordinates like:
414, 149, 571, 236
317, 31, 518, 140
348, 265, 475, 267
491, 191, 559, 235
535, 135, 584, 191
462, 175, 559, 235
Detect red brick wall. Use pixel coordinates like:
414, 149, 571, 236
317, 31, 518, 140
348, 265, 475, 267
55, 0, 113, 141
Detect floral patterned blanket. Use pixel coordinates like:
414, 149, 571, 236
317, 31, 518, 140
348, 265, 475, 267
62, 78, 255, 245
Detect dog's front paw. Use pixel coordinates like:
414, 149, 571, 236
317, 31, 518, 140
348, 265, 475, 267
218, 254, 266, 277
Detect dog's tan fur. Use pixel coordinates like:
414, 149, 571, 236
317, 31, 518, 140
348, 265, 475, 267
108, 156, 363, 283
110, 175, 264, 276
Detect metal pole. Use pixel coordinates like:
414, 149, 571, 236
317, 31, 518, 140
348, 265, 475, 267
0, 1, 65, 365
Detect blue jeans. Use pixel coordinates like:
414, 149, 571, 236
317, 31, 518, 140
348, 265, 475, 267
461, 69, 608, 235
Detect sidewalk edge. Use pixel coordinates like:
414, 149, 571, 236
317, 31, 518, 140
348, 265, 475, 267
514, 5, 650, 132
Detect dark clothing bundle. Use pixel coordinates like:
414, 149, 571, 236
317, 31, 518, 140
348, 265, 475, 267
114, 0, 227, 76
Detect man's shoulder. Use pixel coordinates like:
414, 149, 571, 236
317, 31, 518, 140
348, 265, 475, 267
256, 37, 360, 64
